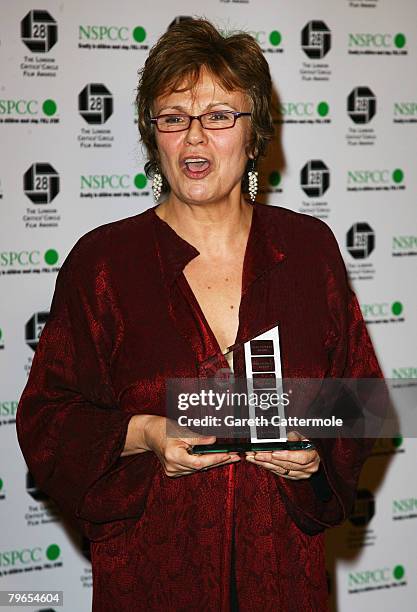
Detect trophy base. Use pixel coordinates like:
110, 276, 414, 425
191, 440, 315, 454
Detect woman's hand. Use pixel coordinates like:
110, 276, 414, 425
245, 431, 320, 480
142, 415, 240, 478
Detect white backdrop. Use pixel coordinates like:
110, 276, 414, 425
0, 1, 416, 610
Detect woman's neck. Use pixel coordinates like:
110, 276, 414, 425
154, 196, 254, 257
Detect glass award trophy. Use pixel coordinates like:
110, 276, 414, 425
191, 324, 314, 453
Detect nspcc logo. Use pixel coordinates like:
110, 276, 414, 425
347, 87, 376, 124
392, 367, 417, 379
0, 250, 58, 268
348, 564, 406, 594
21, 10, 57, 53
79, 84, 113, 125
301, 21, 331, 59
0, 400, 18, 418
348, 32, 407, 55
393, 101, 417, 123
347, 223, 375, 258
347, 168, 405, 192
0, 250, 59, 277
300, 160, 330, 197
0, 99, 59, 126
25, 311, 49, 351
392, 235, 417, 257
24, 163, 59, 204
362, 301, 404, 323
79, 25, 147, 43
393, 496, 417, 520
79, 173, 149, 199
279, 101, 330, 124
0, 543, 62, 575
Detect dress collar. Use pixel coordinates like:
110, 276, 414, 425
150, 201, 286, 291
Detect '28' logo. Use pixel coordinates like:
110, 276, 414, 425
21, 10, 57, 53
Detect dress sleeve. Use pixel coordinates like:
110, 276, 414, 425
16, 246, 159, 542
275, 222, 383, 535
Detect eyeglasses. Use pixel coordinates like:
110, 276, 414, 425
150, 110, 252, 132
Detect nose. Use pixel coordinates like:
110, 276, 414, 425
185, 116, 207, 145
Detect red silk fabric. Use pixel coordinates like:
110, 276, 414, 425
17, 202, 382, 611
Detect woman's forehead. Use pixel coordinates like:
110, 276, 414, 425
154, 70, 249, 110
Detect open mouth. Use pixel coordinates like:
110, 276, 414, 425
182, 157, 211, 178
184, 158, 210, 171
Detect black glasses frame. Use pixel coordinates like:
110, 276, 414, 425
150, 111, 252, 132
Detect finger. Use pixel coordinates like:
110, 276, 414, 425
259, 457, 320, 472
163, 437, 217, 470
287, 430, 307, 442
246, 456, 311, 479
164, 455, 233, 477
160, 456, 197, 478
247, 453, 319, 472
198, 457, 240, 472
269, 449, 318, 465
163, 446, 204, 471
251, 451, 305, 468
251, 451, 273, 462
177, 434, 217, 446
173, 447, 239, 471
277, 459, 320, 474
249, 451, 300, 467
165, 467, 195, 478
180, 456, 239, 473
194, 453, 241, 470
165, 448, 241, 475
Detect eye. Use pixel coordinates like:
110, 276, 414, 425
207, 111, 232, 121
160, 114, 187, 125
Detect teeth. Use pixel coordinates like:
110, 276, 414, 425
185, 158, 207, 163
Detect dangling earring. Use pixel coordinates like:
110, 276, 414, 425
152, 170, 163, 202
248, 159, 258, 202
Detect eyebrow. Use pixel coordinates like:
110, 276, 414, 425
155, 102, 240, 114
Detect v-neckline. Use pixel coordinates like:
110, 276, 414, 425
153, 203, 256, 357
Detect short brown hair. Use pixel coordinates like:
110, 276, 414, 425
136, 19, 274, 190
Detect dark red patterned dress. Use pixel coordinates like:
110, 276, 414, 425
17, 202, 382, 611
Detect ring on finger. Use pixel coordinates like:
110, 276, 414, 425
283, 468, 290, 476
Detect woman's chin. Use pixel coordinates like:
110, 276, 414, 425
177, 185, 219, 204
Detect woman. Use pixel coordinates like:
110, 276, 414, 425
17, 19, 382, 611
